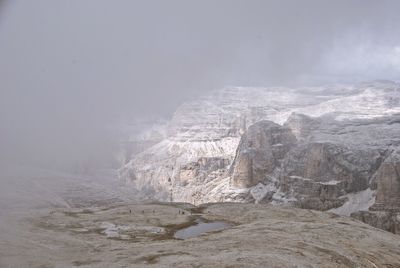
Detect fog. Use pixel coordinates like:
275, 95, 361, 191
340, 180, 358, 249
1, 0, 400, 171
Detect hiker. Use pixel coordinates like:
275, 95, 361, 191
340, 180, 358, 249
129, 209, 131, 214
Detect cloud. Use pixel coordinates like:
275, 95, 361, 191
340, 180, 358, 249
320, 34, 400, 82
0, 0, 399, 170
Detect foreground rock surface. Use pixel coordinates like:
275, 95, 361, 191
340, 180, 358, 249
2, 202, 400, 267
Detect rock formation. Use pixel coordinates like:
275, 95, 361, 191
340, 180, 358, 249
230, 121, 296, 188
119, 80, 400, 233
351, 149, 400, 233
372, 149, 400, 211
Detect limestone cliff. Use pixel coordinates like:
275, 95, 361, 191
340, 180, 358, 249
119, 81, 400, 233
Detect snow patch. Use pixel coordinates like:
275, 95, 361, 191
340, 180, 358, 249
320, 180, 341, 185
329, 188, 376, 216
100, 222, 130, 238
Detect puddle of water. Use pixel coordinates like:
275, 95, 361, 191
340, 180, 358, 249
174, 218, 231, 239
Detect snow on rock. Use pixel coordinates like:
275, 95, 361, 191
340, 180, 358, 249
100, 222, 165, 239
250, 183, 277, 204
100, 222, 130, 238
329, 188, 376, 216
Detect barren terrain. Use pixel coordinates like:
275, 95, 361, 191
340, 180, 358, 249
2, 200, 400, 267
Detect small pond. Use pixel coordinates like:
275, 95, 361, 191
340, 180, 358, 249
174, 218, 232, 240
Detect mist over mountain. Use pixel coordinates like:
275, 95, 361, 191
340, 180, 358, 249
2, 2, 400, 267
1, 0, 400, 171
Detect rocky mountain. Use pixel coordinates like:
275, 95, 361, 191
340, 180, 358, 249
120, 80, 400, 233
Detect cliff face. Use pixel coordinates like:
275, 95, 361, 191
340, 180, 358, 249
120, 86, 337, 201
120, 81, 400, 233
230, 121, 296, 188
231, 115, 393, 203
372, 149, 400, 211
351, 149, 400, 233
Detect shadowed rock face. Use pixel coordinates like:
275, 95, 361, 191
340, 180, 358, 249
228, 114, 400, 233
357, 150, 400, 233
226, 114, 400, 218
351, 211, 400, 234
230, 121, 296, 188
372, 150, 400, 211
280, 142, 383, 204
281, 114, 347, 208
286, 143, 339, 183
229, 117, 387, 210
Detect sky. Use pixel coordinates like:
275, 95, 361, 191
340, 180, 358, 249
0, 0, 400, 170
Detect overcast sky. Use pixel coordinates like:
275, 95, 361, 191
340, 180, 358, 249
1, 0, 400, 169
